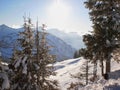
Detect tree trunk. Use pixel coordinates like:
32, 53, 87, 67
86, 60, 88, 85
106, 59, 111, 73
101, 60, 104, 76
106, 57, 111, 74
93, 61, 97, 80
105, 56, 111, 80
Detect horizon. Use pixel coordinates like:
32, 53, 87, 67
0, 23, 84, 36
0, 0, 92, 35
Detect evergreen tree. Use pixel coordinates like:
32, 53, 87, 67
75, 59, 90, 85
74, 50, 79, 58
79, 48, 92, 85
34, 23, 58, 90
9, 19, 59, 90
84, 0, 120, 77
10, 17, 35, 90
82, 34, 99, 79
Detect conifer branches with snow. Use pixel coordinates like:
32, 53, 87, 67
8, 18, 59, 90
84, 0, 120, 79
0, 54, 10, 90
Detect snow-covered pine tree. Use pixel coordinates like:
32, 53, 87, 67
9, 17, 36, 90
9, 17, 58, 90
34, 23, 59, 90
84, 0, 120, 77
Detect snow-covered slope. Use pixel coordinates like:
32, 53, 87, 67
51, 58, 120, 90
47, 29, 85, 50
51, 57, 85, 90
0, 24, 75, 61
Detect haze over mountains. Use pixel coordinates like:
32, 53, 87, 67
47, 29, 85, 50
0, 24, 84, 61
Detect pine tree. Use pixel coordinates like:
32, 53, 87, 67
34, 23, 58, 90
9, 17, 35, 90
82, 34, 99, 79
84, 0, 120, 77
79, 48, 92, 85
74, 50, 79, 58
76, 59, 90, 85
9, 18, 59, 90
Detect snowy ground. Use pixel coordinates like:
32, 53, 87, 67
50, 57, 120, 90
51, 57, 84, 90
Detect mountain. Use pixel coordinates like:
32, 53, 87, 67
0, 24, 20, 59
47, 29, 85, 50
0, 24, 75, 61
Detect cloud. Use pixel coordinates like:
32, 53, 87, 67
11, 24, 21, 29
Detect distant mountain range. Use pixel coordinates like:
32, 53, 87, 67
47, 29, 84, 50
0, 24, 77, 61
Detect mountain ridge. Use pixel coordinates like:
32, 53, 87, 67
47, 28, 85, 50
0, 24, 75, 61
8, 25, 85, 50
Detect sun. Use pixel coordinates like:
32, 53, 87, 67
47, 0, 71, 29
49, 0, 69, 18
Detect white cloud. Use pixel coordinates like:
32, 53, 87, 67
11, 24, 21, 29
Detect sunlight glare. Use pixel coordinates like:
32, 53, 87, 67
47, 0, 71, 29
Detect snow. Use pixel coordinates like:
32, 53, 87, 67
0, 25, 120, 90
0, 73, 10, 90
34, 63, 40, 70
106, 39, 111, 47
22, 56, 28, 74
14, 57, 22, 68
22, 64, 27, 74
50, 57, 120, 90
51, 57, 85, 90
22, 56, 27, 64
14, 56, 28, 74
0, 62, 10, 90
84, 78, 120, 90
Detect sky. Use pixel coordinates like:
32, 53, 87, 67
0, 0, 92, 35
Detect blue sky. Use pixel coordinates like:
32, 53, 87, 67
0, 0, 92, 34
